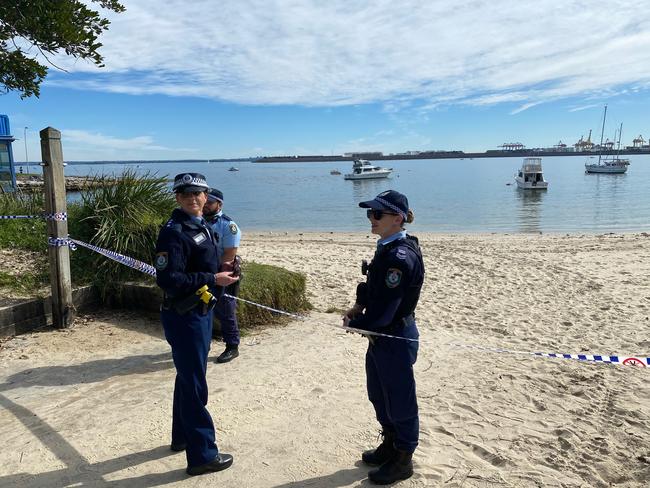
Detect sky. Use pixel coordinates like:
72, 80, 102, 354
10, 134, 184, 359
2, 0, 650, 161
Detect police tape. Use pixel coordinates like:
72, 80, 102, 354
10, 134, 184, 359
47, 236, 649, 368
47, 235, 157, 276
1, 212, 67, 221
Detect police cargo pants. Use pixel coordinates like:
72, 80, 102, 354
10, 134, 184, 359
214, 294, 240, 346
365, 320, 419, 453
162, 308, 219, 467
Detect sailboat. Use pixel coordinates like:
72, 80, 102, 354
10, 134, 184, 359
585, 105, 630, 174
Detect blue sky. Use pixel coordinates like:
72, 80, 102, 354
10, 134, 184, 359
3, 0, 650, 161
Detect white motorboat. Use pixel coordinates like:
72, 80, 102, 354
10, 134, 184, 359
343, 159, 392, 180
585, 106, 630, 174
515, 157, 548, 189
228, 166, 239, 172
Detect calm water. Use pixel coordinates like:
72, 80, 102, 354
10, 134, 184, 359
64, 156, 650, 233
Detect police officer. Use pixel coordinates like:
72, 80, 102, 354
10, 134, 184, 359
203, 188, 242, 363
343, 190, 424, 485
155, 173, 239, 476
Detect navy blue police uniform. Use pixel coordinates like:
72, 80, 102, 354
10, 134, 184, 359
349, 190, 425, 484
204, 189, 242, 355
154, 173, 231, 474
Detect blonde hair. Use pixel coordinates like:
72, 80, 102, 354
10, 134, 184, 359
400, 209, 414, 228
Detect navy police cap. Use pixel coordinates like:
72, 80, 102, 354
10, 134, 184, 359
172, 173, 209, 193
359, 190, 408, 218
207, 188, 224, 203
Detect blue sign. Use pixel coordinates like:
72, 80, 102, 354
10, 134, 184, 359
0, 115, 16, 192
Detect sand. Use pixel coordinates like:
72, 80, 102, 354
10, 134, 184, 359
1, 232, 649, 487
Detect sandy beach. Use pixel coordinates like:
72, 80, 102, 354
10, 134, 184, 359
1, 232, 649, 487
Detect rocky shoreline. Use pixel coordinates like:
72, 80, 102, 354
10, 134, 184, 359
15, 174, 118, 192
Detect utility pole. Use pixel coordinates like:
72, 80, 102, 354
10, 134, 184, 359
24, 126, 29, 175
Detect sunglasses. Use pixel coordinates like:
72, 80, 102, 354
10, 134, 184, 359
366, 209, 399, 220
178, 191, 206, 198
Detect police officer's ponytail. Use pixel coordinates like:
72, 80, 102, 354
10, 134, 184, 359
406, 209, 414, 224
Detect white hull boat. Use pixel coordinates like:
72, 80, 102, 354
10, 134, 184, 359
515, 157, 548, 190
344, 159, 392, 180
585, 160, 629, 174
585, 106, 630, 174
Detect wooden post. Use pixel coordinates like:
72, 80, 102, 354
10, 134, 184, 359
41, 127, 73, 328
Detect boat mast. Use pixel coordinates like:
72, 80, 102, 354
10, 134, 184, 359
598, 104, 607, 165
616, 122, 623, 158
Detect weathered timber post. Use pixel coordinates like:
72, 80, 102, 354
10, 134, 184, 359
41, 127, 73, 328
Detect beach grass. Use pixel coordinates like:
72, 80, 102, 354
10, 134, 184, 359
236, 262, 312, 329
0, 192, 47, 251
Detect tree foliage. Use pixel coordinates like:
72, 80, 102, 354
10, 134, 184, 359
0, 0, 125, 98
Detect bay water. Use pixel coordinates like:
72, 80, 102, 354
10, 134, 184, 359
64, 155, 650, 233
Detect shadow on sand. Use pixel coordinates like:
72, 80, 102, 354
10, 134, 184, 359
0, 392, 187, 487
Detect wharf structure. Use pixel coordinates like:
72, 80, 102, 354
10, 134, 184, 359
256, 133, 650, 163
255, 146, 650, 163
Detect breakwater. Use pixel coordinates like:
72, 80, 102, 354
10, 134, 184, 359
254, 148, 650, 163
16, 174, 118, 193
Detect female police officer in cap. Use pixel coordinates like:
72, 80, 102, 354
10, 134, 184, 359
343, 189, 424, 485
155, 173, 239, 476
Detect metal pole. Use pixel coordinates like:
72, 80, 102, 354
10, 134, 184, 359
24, 126, 29, 175
41, 127, 73, 328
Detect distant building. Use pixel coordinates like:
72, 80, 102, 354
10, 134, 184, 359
498, 143, 525, 151
343, 151, 384, 159
0, 115, 17, 192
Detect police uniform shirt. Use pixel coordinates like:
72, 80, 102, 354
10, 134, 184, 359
207, 210, 241, 260
155, 208, 220, 297
349, 230, 424, 331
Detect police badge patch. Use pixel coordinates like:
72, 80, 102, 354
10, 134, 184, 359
229, 223, 238, 235
385, 268, 402, 288
155, 252, 168, 270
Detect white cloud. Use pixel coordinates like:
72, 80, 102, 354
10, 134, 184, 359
62, 130, 175, 151
41, 0, 650, 109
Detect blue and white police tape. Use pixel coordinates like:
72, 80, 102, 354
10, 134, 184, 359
1, 212, 67, 221
48, 236, 77, 250
70, 238, 157, 277
46, 236, 649, 368
47, 235, 156, 276
444, 342, 649, 368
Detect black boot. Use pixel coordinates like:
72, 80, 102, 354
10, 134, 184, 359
186, 453, 234, 476
368, 449, 413, 485
362, 430, 397, 466
216, 345, 239, 363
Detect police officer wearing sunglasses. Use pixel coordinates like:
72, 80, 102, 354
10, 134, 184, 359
155, 173, 239, 476
343, 190, 424, 485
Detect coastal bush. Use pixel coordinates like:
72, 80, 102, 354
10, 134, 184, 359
69, 169, 176, 293
234, 261, 312, 330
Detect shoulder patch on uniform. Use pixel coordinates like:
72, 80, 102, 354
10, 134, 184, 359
385, 268, 402, 288
395, 247, 407, 260
229, 223, 238, 235
155, 252, 168, 270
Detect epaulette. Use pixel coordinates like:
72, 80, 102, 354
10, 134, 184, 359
221, 213, 233, 222
164, 219, 183, 233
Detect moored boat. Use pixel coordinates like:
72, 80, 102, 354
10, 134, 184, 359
515, 157, 548, 189
585, 106, 630, 174
343, 159, 392, 180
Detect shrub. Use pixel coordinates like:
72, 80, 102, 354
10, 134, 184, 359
232, 261, 312, 329
70, 169, 175, 292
